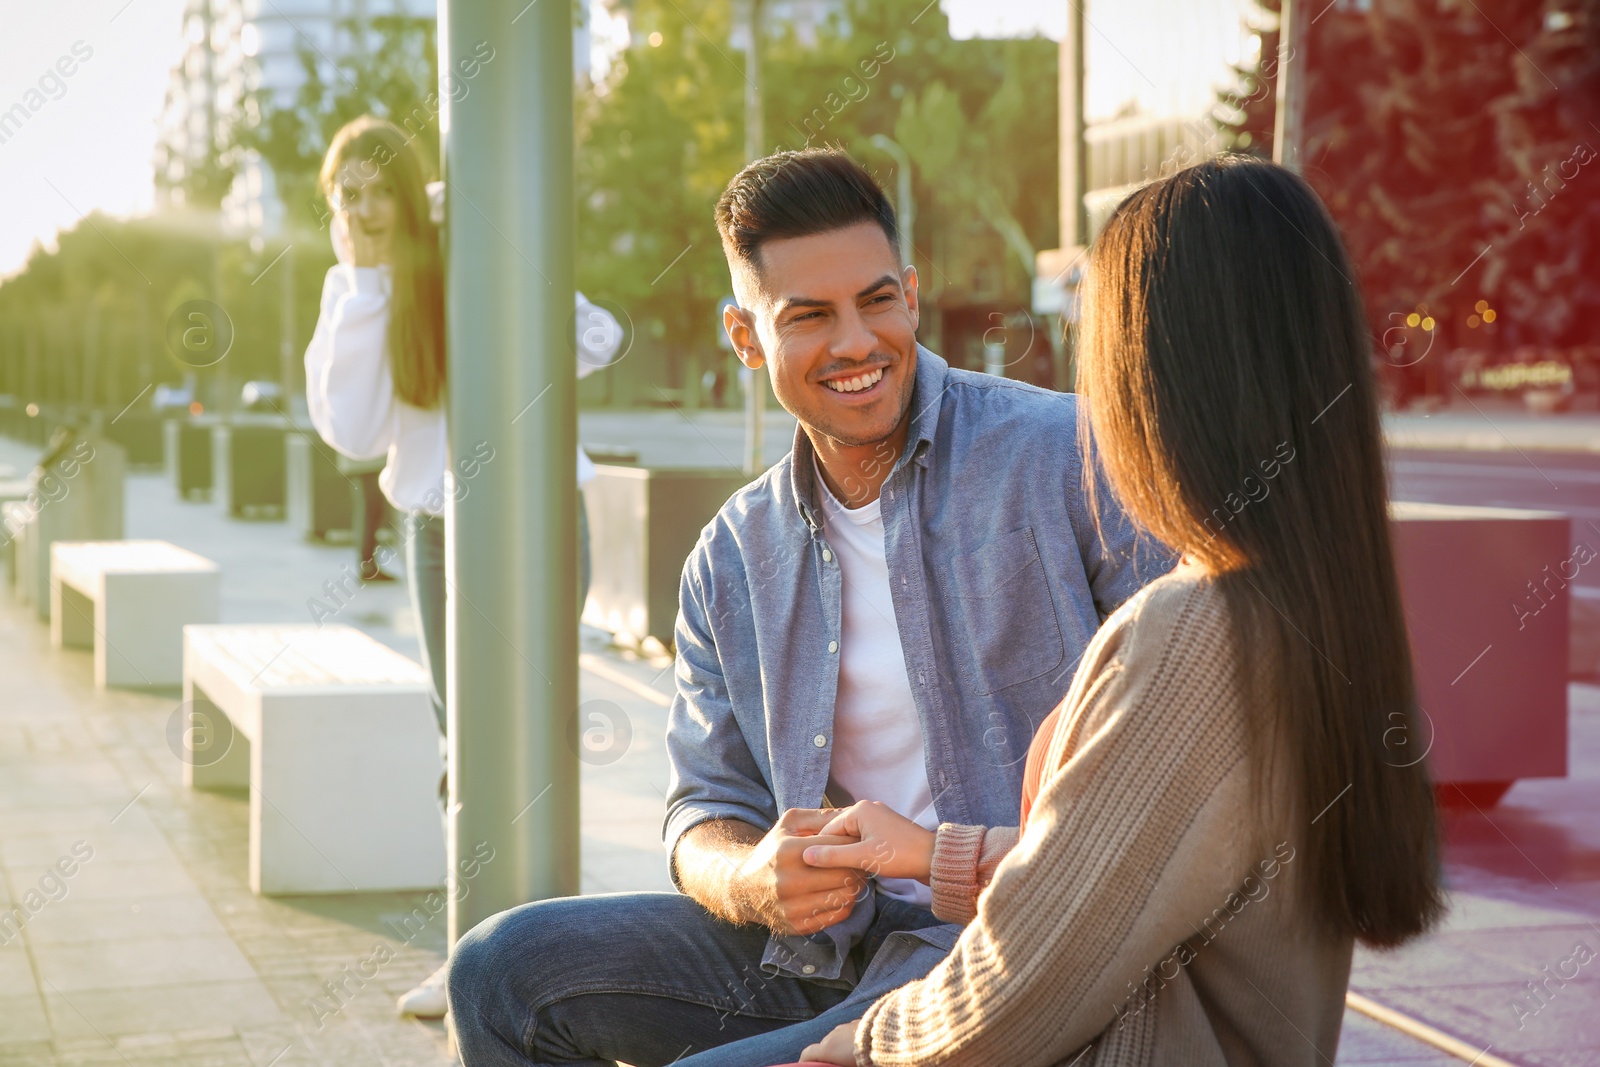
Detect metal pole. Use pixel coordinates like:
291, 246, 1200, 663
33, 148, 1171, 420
1061, 0, 1088, 249
1273, 0, 1307, 170
279, 242, 296, 413
868, 135, 914, 269
742, 0, 765, 475
440, 0, 579, 944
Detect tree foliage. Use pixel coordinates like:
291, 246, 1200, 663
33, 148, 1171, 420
2, 3, 1061, 412
1303, 0, 1600, 390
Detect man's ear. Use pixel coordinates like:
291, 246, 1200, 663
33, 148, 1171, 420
902, 264, 920, 332
724, 303, 766, 370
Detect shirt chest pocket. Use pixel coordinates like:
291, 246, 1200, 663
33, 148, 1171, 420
944, 526, 1066, 696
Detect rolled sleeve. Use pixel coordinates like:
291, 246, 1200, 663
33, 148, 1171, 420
662, 541, 777, 880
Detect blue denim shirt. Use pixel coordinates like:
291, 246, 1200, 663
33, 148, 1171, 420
664, 347, 1169, 989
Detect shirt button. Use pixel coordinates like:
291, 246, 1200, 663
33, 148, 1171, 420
814, 734, 827, 748
822, 547, 833, 563
802, 964, 817, 975
828, 640, 838, 654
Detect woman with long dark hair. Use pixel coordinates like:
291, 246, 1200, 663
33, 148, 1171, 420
781, 156, 1447, 1066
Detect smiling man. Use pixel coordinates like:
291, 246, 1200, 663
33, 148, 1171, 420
447, 149, 1166, 1067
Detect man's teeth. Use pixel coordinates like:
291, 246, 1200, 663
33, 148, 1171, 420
823, 367, 885, 393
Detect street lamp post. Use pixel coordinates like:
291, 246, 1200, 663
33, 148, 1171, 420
743, 0, 766, 476
868, 134, 914, 270
440, 0, 581, 943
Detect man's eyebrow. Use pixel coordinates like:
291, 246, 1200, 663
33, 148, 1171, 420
855, 274, 900, 299
775, 275, 901, 315
775, 295, 832, 313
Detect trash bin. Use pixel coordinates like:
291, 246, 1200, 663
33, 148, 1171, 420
214, 417, 288, 519
166, 417, 217, 499
1391, 501, 1569, 806
105, 412, 165, 469
286, 433, 355, 542
583, 464, 753, 648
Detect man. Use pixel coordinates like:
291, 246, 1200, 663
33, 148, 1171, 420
448, 149, 1165, 1066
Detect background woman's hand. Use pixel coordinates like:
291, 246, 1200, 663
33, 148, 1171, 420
799, 1019, 859, 1065
336, 210, 391, 268
803, 800, 935, 883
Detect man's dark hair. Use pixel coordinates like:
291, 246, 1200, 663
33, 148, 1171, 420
715, 149, 899, 271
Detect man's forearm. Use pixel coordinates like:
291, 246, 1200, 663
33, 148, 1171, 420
673, 818, 764, 925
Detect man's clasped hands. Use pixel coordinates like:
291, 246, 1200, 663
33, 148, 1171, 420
734, 800, 934, 937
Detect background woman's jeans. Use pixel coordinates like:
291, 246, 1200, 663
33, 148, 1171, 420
404, 512, 449, 733
404, 492, 593, 735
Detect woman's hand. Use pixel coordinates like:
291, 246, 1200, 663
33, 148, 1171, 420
803, 800, 935, 884
333, 210, 391, 268
799, 1019, 860, 1065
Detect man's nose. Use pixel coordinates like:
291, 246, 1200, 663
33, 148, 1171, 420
832, 308, 876, 361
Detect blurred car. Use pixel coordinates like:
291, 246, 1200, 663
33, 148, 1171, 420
152, 383, 194, 413
240, 380, 283, 413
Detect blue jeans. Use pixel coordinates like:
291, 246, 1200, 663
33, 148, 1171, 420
404, 512, 448, 733
447, 891, 944, 1067
404, 492, 593, 735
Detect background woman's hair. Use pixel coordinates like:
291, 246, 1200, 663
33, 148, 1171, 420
320, 116, 446, 410
1078, 156, 1445, 948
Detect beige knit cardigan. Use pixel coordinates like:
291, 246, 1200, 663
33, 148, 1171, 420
855, 567, 1354, 1066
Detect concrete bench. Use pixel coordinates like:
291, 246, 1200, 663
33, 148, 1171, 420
5, 433, 126, 620
181, 623, 445, 895
2, 499, 30, 598
1391, 501, 1569, 806
50, 540, 220, 689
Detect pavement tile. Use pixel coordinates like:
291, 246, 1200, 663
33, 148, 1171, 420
1368, 979, 1600, 1060
0, 947, 42, 998
42, 979, 285, 1042
0, 1041, 57, 1067
23, 896, 231, 945
31, 933, 261, 994
0, 992, 52, 1044
52, 860, 199, 902
1335, 1009, 1467, 1064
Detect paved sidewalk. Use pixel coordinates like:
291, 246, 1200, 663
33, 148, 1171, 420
0, 434, 675, 1067
3, 430, 1598, 1065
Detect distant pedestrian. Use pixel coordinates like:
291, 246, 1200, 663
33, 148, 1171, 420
342, 453, 395, 582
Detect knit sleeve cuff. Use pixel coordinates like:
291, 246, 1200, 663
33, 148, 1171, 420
930, 822, 987, 924
930, 823, 1022, 925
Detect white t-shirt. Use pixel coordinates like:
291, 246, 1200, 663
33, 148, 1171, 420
815, 458, 938, 907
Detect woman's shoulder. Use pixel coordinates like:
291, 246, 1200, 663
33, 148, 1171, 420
1111, 562, 1230, 643
1095, 564, 1239, 703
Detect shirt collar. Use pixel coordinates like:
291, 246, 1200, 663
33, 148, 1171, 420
788, 345, 948, 531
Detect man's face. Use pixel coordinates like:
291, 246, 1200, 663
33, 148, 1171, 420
727, 222, 919, 449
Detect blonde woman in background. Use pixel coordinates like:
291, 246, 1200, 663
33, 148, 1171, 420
305, 115, 622, 1019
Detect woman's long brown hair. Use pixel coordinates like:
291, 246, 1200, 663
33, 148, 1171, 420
319, 116, 446, 410
1079, 156, 1445, 948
